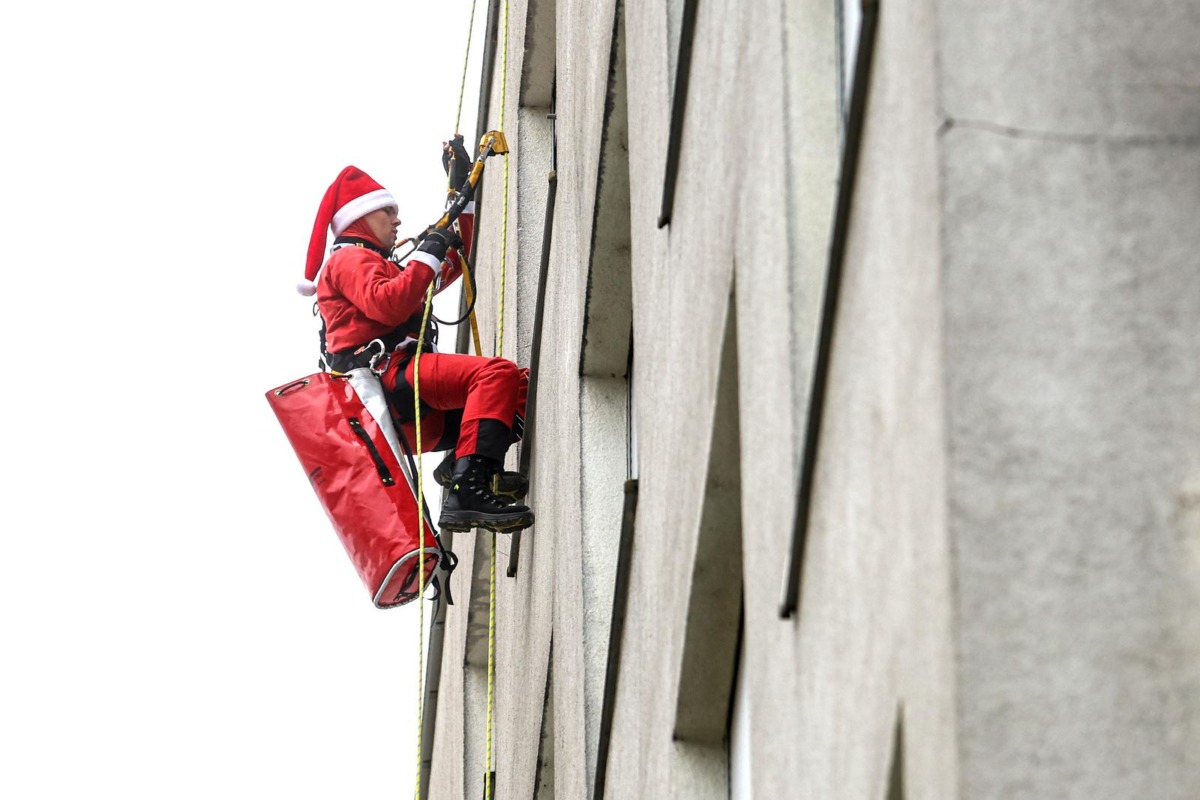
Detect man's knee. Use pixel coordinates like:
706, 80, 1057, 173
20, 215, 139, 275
487, 357, 519, 375
479, 357, 520, 388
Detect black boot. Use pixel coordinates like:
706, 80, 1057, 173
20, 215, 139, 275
438, 456, 535, 533
434, 451, 529, 502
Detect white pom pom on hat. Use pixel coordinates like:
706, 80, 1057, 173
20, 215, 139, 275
300, 166, 397, 295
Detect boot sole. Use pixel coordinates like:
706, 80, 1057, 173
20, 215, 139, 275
439, 509, 535, 534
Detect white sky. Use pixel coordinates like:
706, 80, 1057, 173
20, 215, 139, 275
1, 3, 485, 797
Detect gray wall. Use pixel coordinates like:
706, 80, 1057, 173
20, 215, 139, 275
427, 1, 1200, 798
937, 2, 1200, 797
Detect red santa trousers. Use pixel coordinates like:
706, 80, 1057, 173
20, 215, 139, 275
381, 353, 528, 461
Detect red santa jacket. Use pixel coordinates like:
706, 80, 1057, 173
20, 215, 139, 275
318, 210, 473, 355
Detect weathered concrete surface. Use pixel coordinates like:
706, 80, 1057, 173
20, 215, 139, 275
672, 306, 743, 745
937, 2, 1200, 797
607, 0, 745, 797
428, 531, 477, 800
428, 0, 1200, 798
433, 0, 634, 796
740, 0, 960, 797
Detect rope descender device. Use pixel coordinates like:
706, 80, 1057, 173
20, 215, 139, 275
432, 130, 510, 233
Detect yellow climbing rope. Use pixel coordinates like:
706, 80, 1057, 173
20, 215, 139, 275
415, 6, 480, 800
410, 1, 508, 797
454, 0, 480, 135
452, 0, 485, 360
411, 281, 436, 800
485, 2, 510, 799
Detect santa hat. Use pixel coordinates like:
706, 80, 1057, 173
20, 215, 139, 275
298, 165, 397, 296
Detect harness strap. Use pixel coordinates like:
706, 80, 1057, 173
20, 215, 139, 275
318, 239, 440, 373
326, 320, 436, 374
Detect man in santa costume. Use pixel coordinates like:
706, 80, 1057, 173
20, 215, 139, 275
299, 137, 533, 534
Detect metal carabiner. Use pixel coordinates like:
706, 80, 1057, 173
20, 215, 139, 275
366, 338, 389, 374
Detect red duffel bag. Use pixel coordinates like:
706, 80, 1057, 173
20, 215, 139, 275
265, 368, 440, 608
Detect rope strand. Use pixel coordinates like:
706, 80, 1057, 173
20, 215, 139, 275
485, 3, 509, 798
455, 0, 480, 133
410, 1, 506, 797
416, 2, 480, 794
454, 0, 484, 357
412, 282, 435, 800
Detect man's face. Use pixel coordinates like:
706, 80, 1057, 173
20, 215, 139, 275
364, 206, 400, 248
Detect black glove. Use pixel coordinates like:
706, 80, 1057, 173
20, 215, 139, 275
441, 134, 473, 191
415, 227, 463, 263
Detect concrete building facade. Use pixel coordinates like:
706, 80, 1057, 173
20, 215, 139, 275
425, 0, 1200, 798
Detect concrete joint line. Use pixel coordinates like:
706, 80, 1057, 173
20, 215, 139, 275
937, 115, 1200, 147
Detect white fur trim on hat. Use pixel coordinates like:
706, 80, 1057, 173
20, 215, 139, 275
296, 279, 317, 296
331, 189, 397, 235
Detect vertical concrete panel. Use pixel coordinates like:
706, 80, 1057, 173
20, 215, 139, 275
769, 0, 959, 797
520, 0, 557, 108
491, 47, 557, 797
542, 291, 587, 800
494, 517, 554, 800
734, 0, 821, 794
864, 6, 960, 798
515, 107, 554, 369
579, 377, 629, 793
429, 532, 476, 800
547, 3, 626, 798
781, 0, 841, 447
463, 535, 497, 800
607, 0, 748, 789
942, 121, 1200, 800
580, 13, 631, 380
601, 0, 671, 789
673, 300, 742, 744
936, 1, 1200, 797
